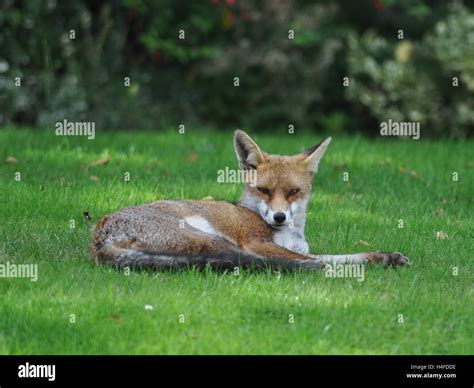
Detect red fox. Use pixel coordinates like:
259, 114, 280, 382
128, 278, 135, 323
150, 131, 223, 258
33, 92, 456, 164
92, 130, 409, 271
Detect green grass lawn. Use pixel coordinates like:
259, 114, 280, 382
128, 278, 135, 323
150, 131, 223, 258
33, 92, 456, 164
0, 126, 472, 355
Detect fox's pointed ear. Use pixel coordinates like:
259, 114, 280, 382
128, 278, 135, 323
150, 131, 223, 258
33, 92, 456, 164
302, 137, 332, 174
234, 130, 265, 170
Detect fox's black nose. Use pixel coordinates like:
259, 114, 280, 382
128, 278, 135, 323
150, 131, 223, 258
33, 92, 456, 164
273, 212, 286, 224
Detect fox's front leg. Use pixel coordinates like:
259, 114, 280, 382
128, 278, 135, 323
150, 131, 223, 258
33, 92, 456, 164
243, 240, 325, 269
309, 252, 410, 267
245, 239, 408, 268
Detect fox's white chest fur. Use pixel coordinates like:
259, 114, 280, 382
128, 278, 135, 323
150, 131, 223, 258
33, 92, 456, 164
273, 227, 309, 254
271, 197, 310, 254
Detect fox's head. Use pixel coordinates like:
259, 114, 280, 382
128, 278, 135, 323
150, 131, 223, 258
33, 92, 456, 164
234, 130, 331, 229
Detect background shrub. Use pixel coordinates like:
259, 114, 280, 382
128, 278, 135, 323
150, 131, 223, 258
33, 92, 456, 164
0, 0, 472, 137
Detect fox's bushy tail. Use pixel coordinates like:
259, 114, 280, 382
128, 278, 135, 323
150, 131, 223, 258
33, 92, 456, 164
94, 242, 324, 272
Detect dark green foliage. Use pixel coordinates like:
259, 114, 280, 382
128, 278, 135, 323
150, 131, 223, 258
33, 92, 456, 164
0, 0, 472, 136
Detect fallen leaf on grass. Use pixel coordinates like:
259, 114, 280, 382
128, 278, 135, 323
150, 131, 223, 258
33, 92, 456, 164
184, 332, 200, 340
108, 314, 122, 322
146, 162, 158, 170
91, 157, 110, 167
90, 175, 100, 182
381, 293, 392, 301
186, 152, 199, 162
433, 208, 444, 216
59, 177, 72, 188
323, 324, 332, 333
436, 231, 449, 240
398, 167, 407, 173
5, 156, 17, 164
353, 239, 370, 246
337, 162, 348, 170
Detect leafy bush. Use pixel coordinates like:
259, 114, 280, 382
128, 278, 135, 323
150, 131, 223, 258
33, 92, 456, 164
0, 0, 472, 137
346, 3, 474, 138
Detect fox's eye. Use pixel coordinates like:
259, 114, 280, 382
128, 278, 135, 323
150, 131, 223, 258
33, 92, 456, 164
288, 189, 300, 196
257, 187, 271, 195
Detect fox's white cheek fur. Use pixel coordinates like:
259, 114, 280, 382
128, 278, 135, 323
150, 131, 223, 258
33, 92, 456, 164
290, 201, 298, 216
257, 200, 273, 224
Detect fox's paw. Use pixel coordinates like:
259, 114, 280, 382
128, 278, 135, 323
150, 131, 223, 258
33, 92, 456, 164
368, 252, 410, 268
385, 252, 410, 267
